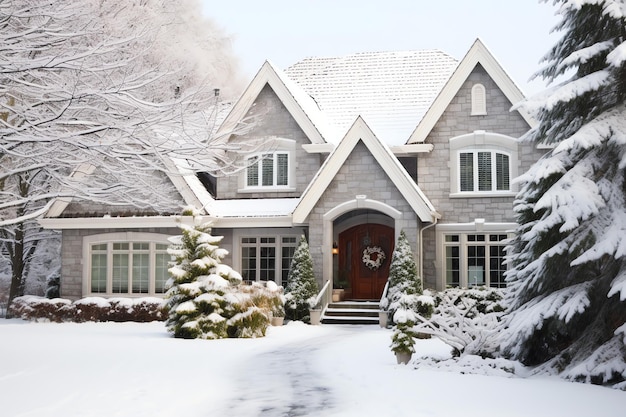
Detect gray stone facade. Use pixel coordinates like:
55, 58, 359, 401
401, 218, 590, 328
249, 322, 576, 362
417, 64, 546, 289
60, 227, 178, 300
216, 84, 324, 199
305, 141, 420, 287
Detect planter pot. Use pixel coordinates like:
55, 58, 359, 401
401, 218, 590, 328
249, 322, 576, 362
395, 351, 412, 365
271, 316, 284, 326
378, 311, 388, 328
332, 289, 345, 302
309, 308, 322, 325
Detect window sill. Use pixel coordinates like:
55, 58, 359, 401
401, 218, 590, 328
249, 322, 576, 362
449, 191, 516, 199
238, 187, 296, 194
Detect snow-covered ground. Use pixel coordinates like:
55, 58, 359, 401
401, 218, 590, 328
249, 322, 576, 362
0, 320, 624, 417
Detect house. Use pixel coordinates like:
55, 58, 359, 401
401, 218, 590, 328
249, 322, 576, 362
39, 39, 545, 303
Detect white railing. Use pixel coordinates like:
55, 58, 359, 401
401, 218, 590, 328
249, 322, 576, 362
379, 280, 390, 309
311, 279, 332, 315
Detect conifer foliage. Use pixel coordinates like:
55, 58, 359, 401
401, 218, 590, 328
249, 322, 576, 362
504, 0, 626, 388
385, 231, 434, 358
165, 209, 269, 339
284, 235, 319, 322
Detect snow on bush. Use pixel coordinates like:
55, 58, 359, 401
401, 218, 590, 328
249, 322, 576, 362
7, 295, 166, 322
165, 208, 281, 339
412, 287, 506, 358
386, 231, 434, 357
284, 235, 318, 323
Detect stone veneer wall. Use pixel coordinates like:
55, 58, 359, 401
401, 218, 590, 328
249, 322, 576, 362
60, 227, 179, 300
417, 64, 547, 289
216, 84, 323, 200
305, 141, 421, 287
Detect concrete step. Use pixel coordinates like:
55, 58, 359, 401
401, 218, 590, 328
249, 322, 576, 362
322, 301, 382, 325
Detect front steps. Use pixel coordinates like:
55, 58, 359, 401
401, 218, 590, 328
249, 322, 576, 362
321, 301, 380, 325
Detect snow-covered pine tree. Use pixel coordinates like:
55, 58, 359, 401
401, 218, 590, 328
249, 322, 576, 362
284, 235, 319, 322
165, 209, 268, 339
382, 230, 432, 324
503, 0, 626, 388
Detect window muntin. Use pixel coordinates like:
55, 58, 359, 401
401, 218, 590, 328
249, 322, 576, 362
459, 150, 510, 193
246, 152, 290, 188
240, 235, 298, 286
88, 239, 170, 296
443, 233, 508, 288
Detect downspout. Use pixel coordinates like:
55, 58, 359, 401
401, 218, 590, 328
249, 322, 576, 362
419, 213, 439, 288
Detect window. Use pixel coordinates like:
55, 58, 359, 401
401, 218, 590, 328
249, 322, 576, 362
471, 83, 487, 115
85, 234, 171, 296
245, 152, 290, 188
240, 235, 298, 286
459, 150, 510, 192
449, 131, 518, 196
442, 233, 509, 288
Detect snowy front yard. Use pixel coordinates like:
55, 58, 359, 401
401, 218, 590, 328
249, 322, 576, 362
0, 320, 624, 417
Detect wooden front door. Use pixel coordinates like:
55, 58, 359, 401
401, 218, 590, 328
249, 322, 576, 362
338, 224, 394, 300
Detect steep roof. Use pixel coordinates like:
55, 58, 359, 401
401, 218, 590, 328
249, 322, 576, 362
216, 60, 339, 144
408, 39, 536, 144
293, 116, 439, 224
285, 50, 458, 146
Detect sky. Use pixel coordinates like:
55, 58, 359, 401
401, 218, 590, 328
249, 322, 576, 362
201, 0, 561, 97
1, 320, 624, 417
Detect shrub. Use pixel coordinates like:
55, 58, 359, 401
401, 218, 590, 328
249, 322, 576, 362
7, 295, 166, 322
284, 235, 318, 323
165, 208, 273, 339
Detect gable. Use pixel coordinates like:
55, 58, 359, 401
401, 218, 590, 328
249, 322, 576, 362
293, 117, 437, 224
408, 39, 536, 144
216, 61, 338, 145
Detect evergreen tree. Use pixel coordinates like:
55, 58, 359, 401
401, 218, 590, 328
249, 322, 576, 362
503, 0, 626, 387
382, 230, 431, 323
165, 209, 268, 339
284, 235, 319, 322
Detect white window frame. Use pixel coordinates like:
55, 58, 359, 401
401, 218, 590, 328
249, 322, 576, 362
449, 131, 518, 197
436, 221, 515, 290
83, 232, 171, 297
231, 229, 301, 287
471, 83, 487, 115
458, 149, 511, 193
239, 138, 296, 193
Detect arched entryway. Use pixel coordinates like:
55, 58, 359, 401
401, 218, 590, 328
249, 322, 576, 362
338, 222, 394, 300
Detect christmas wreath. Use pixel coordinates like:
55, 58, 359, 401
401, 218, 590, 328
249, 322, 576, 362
362, 246, 386, 270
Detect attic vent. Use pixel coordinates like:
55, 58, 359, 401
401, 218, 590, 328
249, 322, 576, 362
471, 83, 487, 116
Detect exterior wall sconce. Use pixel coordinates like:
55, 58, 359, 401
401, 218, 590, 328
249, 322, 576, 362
332, 242, 339, 255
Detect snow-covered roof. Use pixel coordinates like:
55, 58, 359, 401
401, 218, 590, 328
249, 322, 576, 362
285, 50, 458, 146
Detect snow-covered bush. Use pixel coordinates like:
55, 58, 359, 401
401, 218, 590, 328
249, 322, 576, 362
284, 235, 319, 323
386, 231, 434, 359
165, 208, 270, 339
382, 230, 432, 324
413, 287, 506, 358
7, 295, 166, 322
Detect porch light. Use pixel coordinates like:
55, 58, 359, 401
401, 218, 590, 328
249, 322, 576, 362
332, 242, 339, 255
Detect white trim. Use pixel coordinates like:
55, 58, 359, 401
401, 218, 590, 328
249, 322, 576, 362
216, 61, 338, 145
435, 221, 517, 290
231, 228, 303, 286
321, 197, 405, 287
449, 131, 519, 195
82, 232, 171, 297
408, 38, 536, 144
302, 143, 335, 153
39, 215, 196, 230
470, 83, 487, 116
389, 143, 434, 155
293, 116, 439, 224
